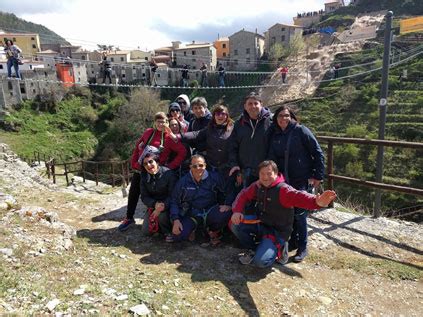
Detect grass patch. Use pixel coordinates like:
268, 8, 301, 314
309, 249, 422, 281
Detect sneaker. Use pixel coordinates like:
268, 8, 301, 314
165, 234, 175, 243
239, 250, 255, 265
293, 248, 308, 263
276, 242, 289, 265
117, 218, 135, 232
208, 230, 222, 247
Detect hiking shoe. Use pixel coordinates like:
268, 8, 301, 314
293, 248, 308, 263
276, 242, 289, 265
117, 218, 135, 232
239, 250, 255, 265
208, 230, 222, 247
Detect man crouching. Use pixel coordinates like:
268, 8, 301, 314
231, 160, 336, 267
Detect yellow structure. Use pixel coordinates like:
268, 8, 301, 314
0, 33, 41, 57
400, 16, 423, 34
214, 37, 229, 59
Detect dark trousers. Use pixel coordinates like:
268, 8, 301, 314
126, 172, 141, 219
171, 205, 231, 242
103, 70, 112, 84
141, 210, 171, 236
288, 179, 308, 251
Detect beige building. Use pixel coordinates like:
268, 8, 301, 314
228, 29, 265, 71
293, 13, 323, 28
130, 50, 152, 62
325, 0, 345, 13
0, 32, 41, 58
173, 42, 217, 70
265, 23, 304, 53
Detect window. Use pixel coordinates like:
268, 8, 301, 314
157, 73, 160, 78
282, 35, 285, 42
145, 57, 148, 60
30, 82, 34, 87
246, 58, 250, 64
246, 48, 250, 54
8, 82, 12, 90
281, 27, 285, 32
13, 37, 16, 42
120, 57, 124, 62
32, 44, 36, 49
44, 72, 48, 78
192, 50, 196, 55
234, 49, 238, 55
122, 74, 126, 78
33, 89, 36, 93
272, 37, 276, 44
223, 52, 227, 57
222, 43, 226, 49
234, 59, 238, 65
192, 58, 196, 62
91, 64, 94, 68
31, 37, 35, 40
30, 65, 33, 70
0, 65, 3, 69
184, 51, 187, 56
20, 86, 26, 94
81, 55, 86, 60
91, 71, 94, 74
111, 58, 114, 62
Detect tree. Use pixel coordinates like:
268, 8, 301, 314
286, 33, 305, 60
304, 34, 320, 55
269, 43, 286, 66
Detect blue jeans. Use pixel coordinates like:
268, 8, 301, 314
231, 222, 285, 268
218, 76, 225, 87
7, 58, 20, 78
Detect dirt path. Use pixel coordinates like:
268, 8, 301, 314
0, 145, 422, 315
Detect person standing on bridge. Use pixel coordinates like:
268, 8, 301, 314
267, 104, 325, 262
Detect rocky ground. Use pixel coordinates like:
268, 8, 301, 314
0, 143, 422, 316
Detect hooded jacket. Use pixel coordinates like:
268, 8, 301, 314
131, 128, 187, 171
176, 94, 194, 122
267, 120, 324, 184
232, 173, 320, 240
228, 107, 272, 174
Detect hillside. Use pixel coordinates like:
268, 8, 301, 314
0, 11, 69, 45
0, 144, 421, 315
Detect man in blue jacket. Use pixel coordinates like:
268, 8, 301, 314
169, 154, 234, 245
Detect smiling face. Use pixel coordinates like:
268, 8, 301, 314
169, 119, 180, 134
259, 165, 278, 188
244, 98, 262, 120
190, 156, 206, 182
155, 118, 167, 131
192, 104, 206, 119
143, 156, 159, 174
277, 109, 291, 131
214, 110, 228, 125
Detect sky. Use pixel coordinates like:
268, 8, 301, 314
3, 0, 338, 51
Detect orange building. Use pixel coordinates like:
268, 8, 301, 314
56, 62, 75, 87
213, 37, 229, 59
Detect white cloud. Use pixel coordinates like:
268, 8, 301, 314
17, 0, 329, 50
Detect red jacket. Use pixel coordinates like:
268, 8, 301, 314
232, 174, 319, 212
131, 128, 187, 170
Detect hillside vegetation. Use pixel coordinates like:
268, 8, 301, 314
0, 11, 69, 45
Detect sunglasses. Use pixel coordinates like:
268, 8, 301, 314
177, 100, 187, 105
215, 112, 228, 117
170, 109, 181, 112
143, 159, 155, 166
191, 163, 206, 169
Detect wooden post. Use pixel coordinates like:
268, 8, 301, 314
126, 161, 130, 184
46, 160, 51, 179
52, 159, 56, 184
327, 141, 334, 208
95, 163, 99, 186
64, 163, 69, 186
37, 152, 40, 164
121, 162, 126, 187
111, 162, 115, 187
82, 161, 86, 183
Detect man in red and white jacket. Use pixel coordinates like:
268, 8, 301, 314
231, 160, 336, 267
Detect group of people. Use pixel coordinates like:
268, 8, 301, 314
3, 39, 22, 79
179, 63, 226, 88
118, 92, 336, 268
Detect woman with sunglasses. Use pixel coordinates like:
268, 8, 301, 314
118, 112, 187, 232
266, 105, 325, 263
139, 146, 177, 237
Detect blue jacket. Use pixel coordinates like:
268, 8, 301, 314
170, 170, 234, 221
267, 121, 324, 183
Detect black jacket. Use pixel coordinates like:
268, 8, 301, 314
228, 108, 272, 174
187, 110, 212, 152
182, 123, 234, 170
140, 166, 177, 210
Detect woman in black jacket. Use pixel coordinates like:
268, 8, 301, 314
139, 146, 178, 237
